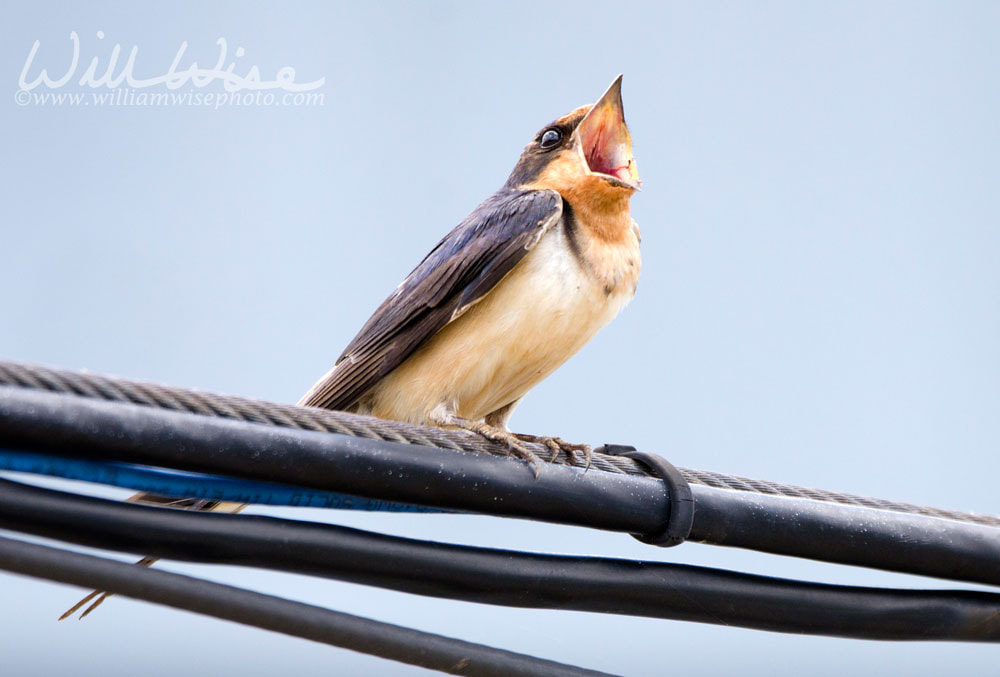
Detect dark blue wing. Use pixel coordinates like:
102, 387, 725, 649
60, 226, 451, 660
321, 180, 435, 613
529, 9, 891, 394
300, 189, 563, 411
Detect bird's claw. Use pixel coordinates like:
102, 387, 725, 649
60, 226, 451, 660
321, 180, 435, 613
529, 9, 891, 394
504, 438, 543, 479
514, 434, 592, 471
466, 422, 544, 477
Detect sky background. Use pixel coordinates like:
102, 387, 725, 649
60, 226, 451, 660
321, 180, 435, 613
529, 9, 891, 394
2, 1, 999, 675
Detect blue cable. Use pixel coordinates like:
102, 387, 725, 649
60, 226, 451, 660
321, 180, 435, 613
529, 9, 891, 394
0, 448, 449, 513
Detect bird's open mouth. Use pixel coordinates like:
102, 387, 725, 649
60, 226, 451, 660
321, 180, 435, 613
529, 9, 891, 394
576, 76, 640, 190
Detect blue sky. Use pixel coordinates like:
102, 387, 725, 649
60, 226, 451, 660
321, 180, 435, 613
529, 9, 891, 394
2, 2, 999, 675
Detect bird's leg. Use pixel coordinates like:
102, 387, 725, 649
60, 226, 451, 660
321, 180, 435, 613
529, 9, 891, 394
482, 401, 589, 467
430, 407, 545, 476
513, 434, 592, 470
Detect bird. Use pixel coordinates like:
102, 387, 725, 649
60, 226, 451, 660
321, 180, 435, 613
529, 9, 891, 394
60, 75, 641, 620
298, 74, 641, 465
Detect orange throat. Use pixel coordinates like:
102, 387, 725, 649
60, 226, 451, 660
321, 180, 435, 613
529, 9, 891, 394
525, 155, 636, 244
560, 175, 634, 243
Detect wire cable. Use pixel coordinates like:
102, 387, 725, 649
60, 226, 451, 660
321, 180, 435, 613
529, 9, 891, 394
2, 386, 999, 587
1, 477, 998, 642
2, 359, 997, 529
0, 448, 447, 512
0, 534, 611, 677
0, 386, 668, 532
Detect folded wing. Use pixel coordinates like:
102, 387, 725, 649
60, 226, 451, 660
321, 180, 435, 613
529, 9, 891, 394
299, 189, 563, 411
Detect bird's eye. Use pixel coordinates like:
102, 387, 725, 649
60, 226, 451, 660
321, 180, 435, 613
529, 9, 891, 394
539, 128, 562, 149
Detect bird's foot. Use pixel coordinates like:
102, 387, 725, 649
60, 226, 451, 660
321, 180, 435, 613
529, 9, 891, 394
467, 421, 546, 477
514, 434, 592, 470
433, 413, 546, 476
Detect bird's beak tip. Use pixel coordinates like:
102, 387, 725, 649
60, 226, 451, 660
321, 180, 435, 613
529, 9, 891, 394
576, 75, 639, 190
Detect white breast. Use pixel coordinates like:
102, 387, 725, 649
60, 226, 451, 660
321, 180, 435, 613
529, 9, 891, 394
365, 223, 637, 425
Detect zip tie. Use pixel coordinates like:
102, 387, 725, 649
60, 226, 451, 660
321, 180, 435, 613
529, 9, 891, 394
597, 444, 694, 547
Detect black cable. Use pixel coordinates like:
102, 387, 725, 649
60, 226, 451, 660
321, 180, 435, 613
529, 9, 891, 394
0, 535, 611, 677
598, 445, 694, 546
2, 387, 999, 587
1, 478, 998, 642
0, 386, 671, 533
4, 359, 997, 530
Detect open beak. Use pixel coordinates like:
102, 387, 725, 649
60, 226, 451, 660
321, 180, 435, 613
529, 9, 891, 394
575, 75, 640, 190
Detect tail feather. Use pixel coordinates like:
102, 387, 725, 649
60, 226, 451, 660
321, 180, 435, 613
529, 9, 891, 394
58, 492, 246, 620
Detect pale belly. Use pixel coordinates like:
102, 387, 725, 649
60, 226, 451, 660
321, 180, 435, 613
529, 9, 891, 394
363, 227, 636, 425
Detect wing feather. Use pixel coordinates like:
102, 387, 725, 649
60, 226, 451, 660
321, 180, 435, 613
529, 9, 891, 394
299, 189, 563, 411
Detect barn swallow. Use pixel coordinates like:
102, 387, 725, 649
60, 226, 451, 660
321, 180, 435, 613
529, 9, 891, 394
60, 76, 640, 620
299, 75, 641, 466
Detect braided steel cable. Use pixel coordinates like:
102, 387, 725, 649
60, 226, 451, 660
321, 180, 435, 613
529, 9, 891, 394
0, 360, 997, 529
0, 361, 635, 472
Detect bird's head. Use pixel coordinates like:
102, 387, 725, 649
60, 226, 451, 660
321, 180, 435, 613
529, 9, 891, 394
506, 75, 639, 214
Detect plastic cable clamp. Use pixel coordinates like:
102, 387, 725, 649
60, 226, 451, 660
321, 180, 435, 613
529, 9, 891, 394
596, 444, 694, 547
